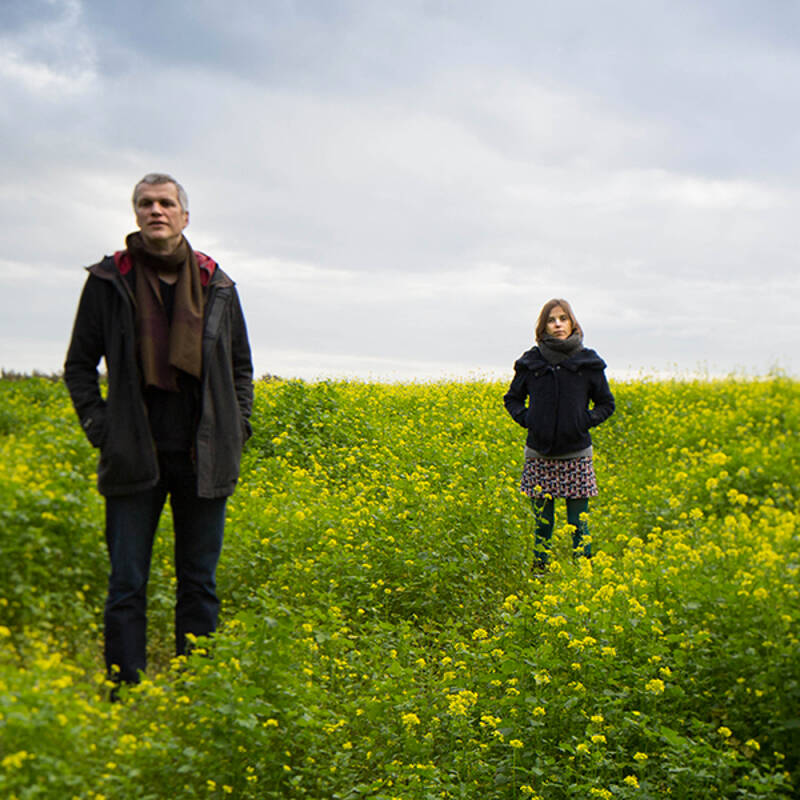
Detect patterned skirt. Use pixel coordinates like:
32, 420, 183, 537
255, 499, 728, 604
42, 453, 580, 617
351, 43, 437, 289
520, 456, 598, 499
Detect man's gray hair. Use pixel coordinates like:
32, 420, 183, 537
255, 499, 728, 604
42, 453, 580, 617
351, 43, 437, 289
133, 173, 189, 212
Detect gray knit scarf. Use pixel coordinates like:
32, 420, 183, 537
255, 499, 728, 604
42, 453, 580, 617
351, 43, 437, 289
537, 331, 584, 365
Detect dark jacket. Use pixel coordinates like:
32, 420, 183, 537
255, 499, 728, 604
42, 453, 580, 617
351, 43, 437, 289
64, 252, 253, 498
503, 346, 615, 456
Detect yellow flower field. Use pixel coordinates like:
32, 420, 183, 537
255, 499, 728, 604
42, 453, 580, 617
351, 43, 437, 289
0, 374, 798, 798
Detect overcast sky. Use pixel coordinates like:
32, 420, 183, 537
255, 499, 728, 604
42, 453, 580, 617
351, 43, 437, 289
2, 0, 798, 381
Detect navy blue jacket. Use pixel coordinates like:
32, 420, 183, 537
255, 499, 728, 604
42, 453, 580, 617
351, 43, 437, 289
503, 346, 615, 456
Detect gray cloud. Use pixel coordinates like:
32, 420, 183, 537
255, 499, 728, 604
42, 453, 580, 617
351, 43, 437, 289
1, 0, 798, 380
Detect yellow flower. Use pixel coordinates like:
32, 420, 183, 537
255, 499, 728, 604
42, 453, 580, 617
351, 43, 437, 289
745, 738, 760, 750
717, 726, 732, 738
503, 594, 519, 611
447, 689, 478, 716
1, 751, 32, 770
509, 739, 524, 749
634, 751, 648, 762
623, 775, 639, 787
645, 678, 665, 694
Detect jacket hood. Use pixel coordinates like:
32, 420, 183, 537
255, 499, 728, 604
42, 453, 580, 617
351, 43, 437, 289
516, 345, 607, 373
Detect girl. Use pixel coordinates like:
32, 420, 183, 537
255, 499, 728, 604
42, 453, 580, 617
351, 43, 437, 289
503, 299, 615, 570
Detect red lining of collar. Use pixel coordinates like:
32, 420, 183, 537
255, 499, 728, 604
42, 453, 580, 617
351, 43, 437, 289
113, 250, 217, 286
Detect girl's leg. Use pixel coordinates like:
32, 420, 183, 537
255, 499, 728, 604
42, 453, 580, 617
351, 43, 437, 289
566, 497, 591, 559
531, 496, 555, 569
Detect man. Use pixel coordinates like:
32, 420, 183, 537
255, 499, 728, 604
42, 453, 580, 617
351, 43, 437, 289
65, 173, 253, 687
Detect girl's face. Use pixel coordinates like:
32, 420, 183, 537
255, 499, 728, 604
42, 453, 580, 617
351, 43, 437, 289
545, 305, 573, 339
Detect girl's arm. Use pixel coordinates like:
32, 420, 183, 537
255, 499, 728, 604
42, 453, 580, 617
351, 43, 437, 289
587, 371, 615, 428
503, 365, 529, 427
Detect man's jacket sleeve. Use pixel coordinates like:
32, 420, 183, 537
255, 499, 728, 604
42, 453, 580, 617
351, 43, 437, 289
64, 275, 108, 448
230, 287, 254, 443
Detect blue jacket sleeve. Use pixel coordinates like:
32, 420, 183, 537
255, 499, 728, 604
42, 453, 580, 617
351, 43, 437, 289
587, 370, 615, 428
503, 364, 529, 428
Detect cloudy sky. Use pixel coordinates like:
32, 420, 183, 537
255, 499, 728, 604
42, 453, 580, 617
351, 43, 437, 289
2, 0, 798, 381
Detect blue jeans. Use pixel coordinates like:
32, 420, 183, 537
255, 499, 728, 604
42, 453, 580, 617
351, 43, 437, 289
531, 496, 591, 567
104, 451, 227, 683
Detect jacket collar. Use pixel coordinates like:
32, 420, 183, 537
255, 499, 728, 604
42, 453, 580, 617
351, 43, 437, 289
113, 249, 218, 286
517, 345, 606, 372
88, 251, 232, 288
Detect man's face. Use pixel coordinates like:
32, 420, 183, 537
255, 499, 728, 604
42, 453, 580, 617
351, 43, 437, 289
134, 182, 189, 252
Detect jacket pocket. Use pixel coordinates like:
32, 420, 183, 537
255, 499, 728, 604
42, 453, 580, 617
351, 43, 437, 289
97, 432, 156, 490
83, 404, 108, 449
561, 407, 590, 444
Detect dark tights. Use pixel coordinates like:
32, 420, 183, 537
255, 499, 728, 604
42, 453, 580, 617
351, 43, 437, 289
531, 496, 591, 567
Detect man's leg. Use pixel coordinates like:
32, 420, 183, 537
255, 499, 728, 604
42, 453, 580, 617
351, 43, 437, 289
166, 452, 227, 657
104, 485, 165, 684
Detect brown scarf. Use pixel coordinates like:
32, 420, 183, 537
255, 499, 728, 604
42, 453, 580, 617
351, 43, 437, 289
127, 232, 205, 391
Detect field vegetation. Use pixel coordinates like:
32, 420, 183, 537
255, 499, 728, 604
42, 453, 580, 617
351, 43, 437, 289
1, 374, 798, 798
